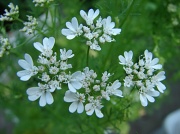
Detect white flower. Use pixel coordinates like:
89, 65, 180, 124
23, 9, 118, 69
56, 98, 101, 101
60, 48, 74, 60
151, 71, 166, 93
17, 53, 38, 81
89, 39, 101, 51
67, 71, 85, 92
85, 98, 104, 118
26, 83, 55, 107
80, 9, 99, 25
48, 80, 61, 90
61, 17, 83, 39
106, 80, 123, 98
64, 90, 85, 113
144, 50, 162, 70
102, 16, 121, 36
124, 75, 134, 87
34, 37, 55, 57
118, 51, 133, 66
139, 86, 160, 107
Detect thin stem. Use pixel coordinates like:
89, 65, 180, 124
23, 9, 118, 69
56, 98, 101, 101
119, 0, 136, 27
86, 46, 90, 66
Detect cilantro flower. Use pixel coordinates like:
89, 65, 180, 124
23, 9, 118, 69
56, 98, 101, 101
118, 50, 133, 66
61, 17, 83, 39
60, 48, 74, 60
85, 98, 104, 118
102, 16, 121, 36
151, 71, 166, 93
139, 86, 160, 107
67, 71, 85, 92
64, 90, 85, 113
144, 50, 162, 69
106, 80, 123, 98
26, 83, 55, 107
80, 9, 99, 25
34, 37, 55, 57
17, 53, 38, 81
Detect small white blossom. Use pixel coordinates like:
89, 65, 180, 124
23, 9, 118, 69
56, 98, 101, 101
26, 83, 55, 107
0, 3, 19, 21
0, 37, 11, 57
49, 66, 59, 74
139, 86, 160, 107
64, 90, 85, 113
80, 9, 99, 25
102, 16, 121, 36
20, 15, 38, 35
67, 71, 85, 92
144, 50, 162, 70
61, 17, 83, 39
41, 72, 50, 82
118, 51, 133, 66
33, 0, 54, 7
106, 80, 123, 98
34, 37, 55, 57
60, 48, 74, 60
17, 53, 38, 81
151, 71, 166, 93
85, 98, 104, 118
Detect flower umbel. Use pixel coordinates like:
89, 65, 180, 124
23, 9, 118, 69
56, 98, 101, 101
118, 50, 166, 106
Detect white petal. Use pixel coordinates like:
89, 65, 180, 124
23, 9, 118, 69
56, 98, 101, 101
112, 80, 121, 89
61, 29, 74, 36
34, 42, 43, 52
80, 10, 87, 20
17, 70, 31, 77
71, 17, 78, 30
46, 91, 54, 104
18, 60, 31, 70
68, 83, 76, 92
26, 87, 40, 95
157, 82, 166, 93
28, 94, 41, 101
111, 28, 121, 35
19, 73, 32, 81
24, 54, 33, 67
39, 93, 46, 107
92, 9, 99, 20
95, 109, 104, 118
47, 37, 55, 49
77, 102, 84, 113
66, 22, 76, 32
43, 37, 49, 49
85, 103, 94, 115
67, 35, 76, 40
118, 55, 125, 64
69, 101, 78, 113
140, 94, 148, 107
145, 94, 155, 102
64, 90, 78, 102
113, 90, 123, 97
71, 81, 82, 90
147, 90, 160, 97
152, 64, 162, 69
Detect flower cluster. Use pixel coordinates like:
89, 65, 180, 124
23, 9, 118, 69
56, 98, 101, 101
61, 9, 121, 51
119, 50, 166, 106
17, 37, 123, 117
0, 37, 11, 57
0, 3, 19, 21
20, 15, 38, 35
17, 37, 83, 106
33, 0, 54, 7
64, 67, 123, 118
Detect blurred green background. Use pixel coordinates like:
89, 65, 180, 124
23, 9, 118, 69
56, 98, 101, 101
0, 0, 180, 133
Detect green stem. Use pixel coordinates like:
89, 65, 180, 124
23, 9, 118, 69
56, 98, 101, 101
15, 18, 24, 23
86, 46, 90, 66
119, 0, 136, 27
